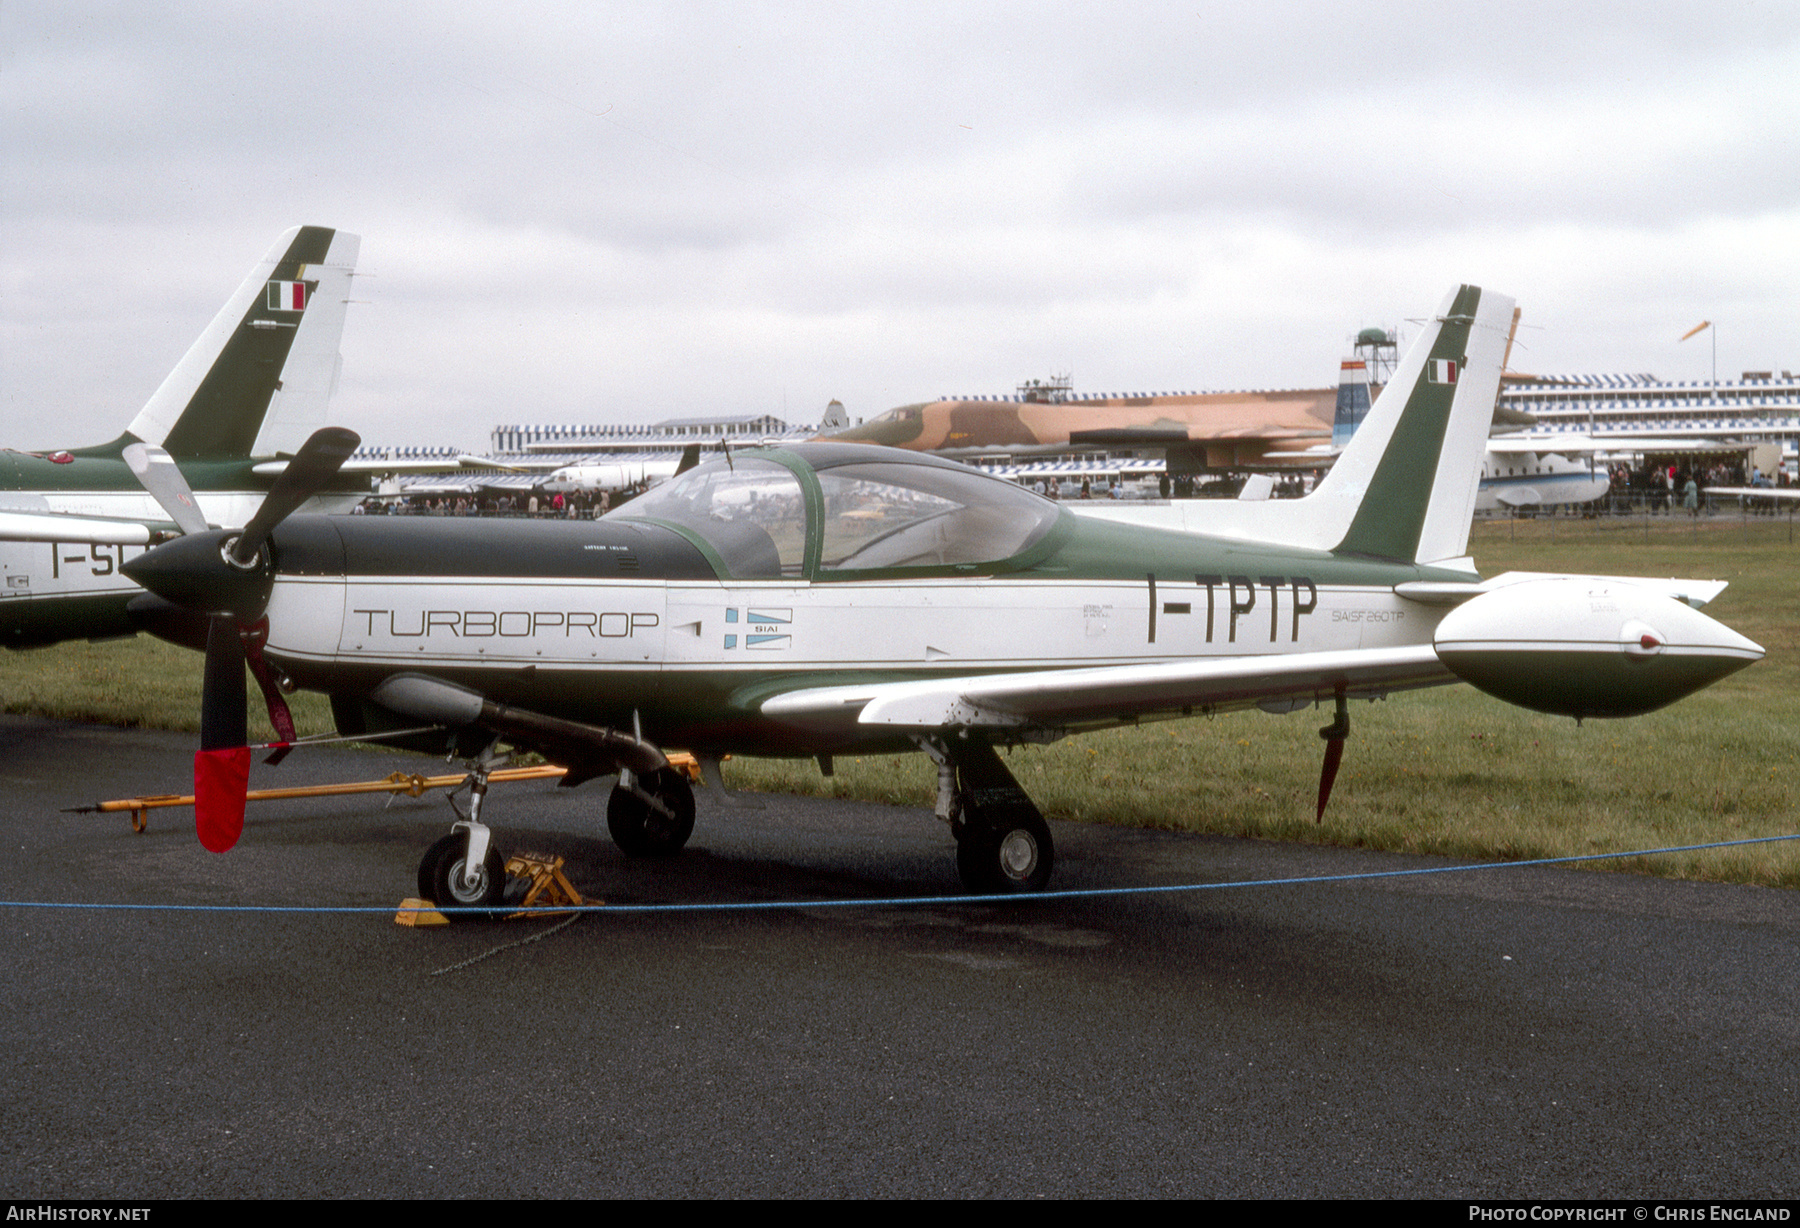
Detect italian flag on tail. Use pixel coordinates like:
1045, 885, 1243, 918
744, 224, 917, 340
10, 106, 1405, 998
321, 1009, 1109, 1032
266, 280, 308, 312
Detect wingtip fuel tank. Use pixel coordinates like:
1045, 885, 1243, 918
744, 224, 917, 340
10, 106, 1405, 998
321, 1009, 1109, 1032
1433, 579, 1764, 719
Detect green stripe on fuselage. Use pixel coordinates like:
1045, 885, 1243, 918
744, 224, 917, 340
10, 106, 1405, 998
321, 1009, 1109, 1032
0, 591, 137, 648
1027, 511, 1475, 588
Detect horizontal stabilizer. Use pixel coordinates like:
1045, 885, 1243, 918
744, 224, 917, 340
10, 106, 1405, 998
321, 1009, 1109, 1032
0, 510, 154, 546
1395, 571, 1729, 610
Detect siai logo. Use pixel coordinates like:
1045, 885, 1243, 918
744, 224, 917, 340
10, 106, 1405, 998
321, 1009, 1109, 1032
724, 607, 792, 650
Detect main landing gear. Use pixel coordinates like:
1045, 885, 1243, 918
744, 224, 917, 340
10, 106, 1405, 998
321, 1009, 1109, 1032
920, 737, 1055, 894
606, 766, 696, 857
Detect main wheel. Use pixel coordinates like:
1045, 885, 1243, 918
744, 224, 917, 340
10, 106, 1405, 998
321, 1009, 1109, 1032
607, 767, 696, 857
955, 811, 1054, 894
417, 832, 506, 921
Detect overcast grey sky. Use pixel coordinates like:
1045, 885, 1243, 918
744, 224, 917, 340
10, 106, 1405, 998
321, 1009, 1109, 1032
3, 1, 1796, 451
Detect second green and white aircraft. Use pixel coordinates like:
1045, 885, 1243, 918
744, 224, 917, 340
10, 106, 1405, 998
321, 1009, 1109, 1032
0, 226, 369, 646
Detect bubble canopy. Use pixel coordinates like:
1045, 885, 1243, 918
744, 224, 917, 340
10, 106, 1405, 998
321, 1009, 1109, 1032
609, 444, 1066, 580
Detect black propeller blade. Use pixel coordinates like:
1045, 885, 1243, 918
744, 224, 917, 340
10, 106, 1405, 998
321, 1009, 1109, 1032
200, 617, 250, 753
232, 426, 360, 567
123, 426, 361, 852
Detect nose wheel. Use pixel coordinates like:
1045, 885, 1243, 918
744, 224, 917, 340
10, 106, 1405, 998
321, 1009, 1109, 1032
417, 752, 509, 921
418, 830, 506, 919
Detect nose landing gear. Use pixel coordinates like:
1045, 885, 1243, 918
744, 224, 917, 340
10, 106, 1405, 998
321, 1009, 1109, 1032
417, 750, 509, 922
418, 828, 506, 915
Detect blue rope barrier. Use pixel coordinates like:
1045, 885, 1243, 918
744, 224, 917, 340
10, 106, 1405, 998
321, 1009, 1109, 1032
1, 832, 1794, 916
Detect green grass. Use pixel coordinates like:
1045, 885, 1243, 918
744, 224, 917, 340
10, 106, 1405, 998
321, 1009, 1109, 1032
1, 634, 337, 738
5, 512, 1797, 887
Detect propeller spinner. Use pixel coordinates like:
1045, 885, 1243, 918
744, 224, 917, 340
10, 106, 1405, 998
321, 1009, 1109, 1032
123, 428, 360, 851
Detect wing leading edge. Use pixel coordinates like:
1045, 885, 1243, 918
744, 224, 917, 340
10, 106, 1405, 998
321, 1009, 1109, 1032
756, 645, 1449, 738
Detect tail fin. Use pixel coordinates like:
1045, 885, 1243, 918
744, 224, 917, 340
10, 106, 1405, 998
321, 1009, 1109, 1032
1323, 284, 1511, 563
123, 226, 360, 459
1330, 359, 1372, 450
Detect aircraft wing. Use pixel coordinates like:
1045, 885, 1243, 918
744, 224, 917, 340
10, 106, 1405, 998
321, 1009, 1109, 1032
1485, 434, 1605, 456
1065, 426, 1329, 448
251, 455, 525, 476
1701, 486, 1800, 501
0, 510, 155, 546
757, 645, 1448, 737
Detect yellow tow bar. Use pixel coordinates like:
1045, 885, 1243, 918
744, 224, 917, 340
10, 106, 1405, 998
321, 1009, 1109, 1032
87, 753, 703, 834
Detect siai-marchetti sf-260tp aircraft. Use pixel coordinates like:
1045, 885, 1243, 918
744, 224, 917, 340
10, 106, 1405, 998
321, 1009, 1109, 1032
121, 285, 1762, 912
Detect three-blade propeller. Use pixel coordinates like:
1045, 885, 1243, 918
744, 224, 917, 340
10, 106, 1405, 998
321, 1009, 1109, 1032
123, 428, 360, 851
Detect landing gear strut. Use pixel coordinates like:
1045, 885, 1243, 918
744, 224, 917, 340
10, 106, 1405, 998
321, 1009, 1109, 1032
402, 708, 685, 911
921, 737, 1055, 893
417, 749, 508, 921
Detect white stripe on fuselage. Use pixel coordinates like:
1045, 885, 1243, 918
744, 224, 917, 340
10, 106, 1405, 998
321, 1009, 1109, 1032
263, 574, 1444, 680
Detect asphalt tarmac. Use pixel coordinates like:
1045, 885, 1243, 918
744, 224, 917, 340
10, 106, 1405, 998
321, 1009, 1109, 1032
0, 713, 1793, 1199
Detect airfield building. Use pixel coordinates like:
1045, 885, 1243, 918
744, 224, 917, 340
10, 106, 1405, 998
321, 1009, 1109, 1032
1499, 371, 1800, 466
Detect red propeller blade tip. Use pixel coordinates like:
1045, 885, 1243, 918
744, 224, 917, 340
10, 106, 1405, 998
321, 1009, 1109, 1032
194, 746, 250, 853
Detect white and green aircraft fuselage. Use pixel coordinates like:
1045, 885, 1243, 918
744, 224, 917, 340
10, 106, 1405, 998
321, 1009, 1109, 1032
122, 285, 1763, 901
